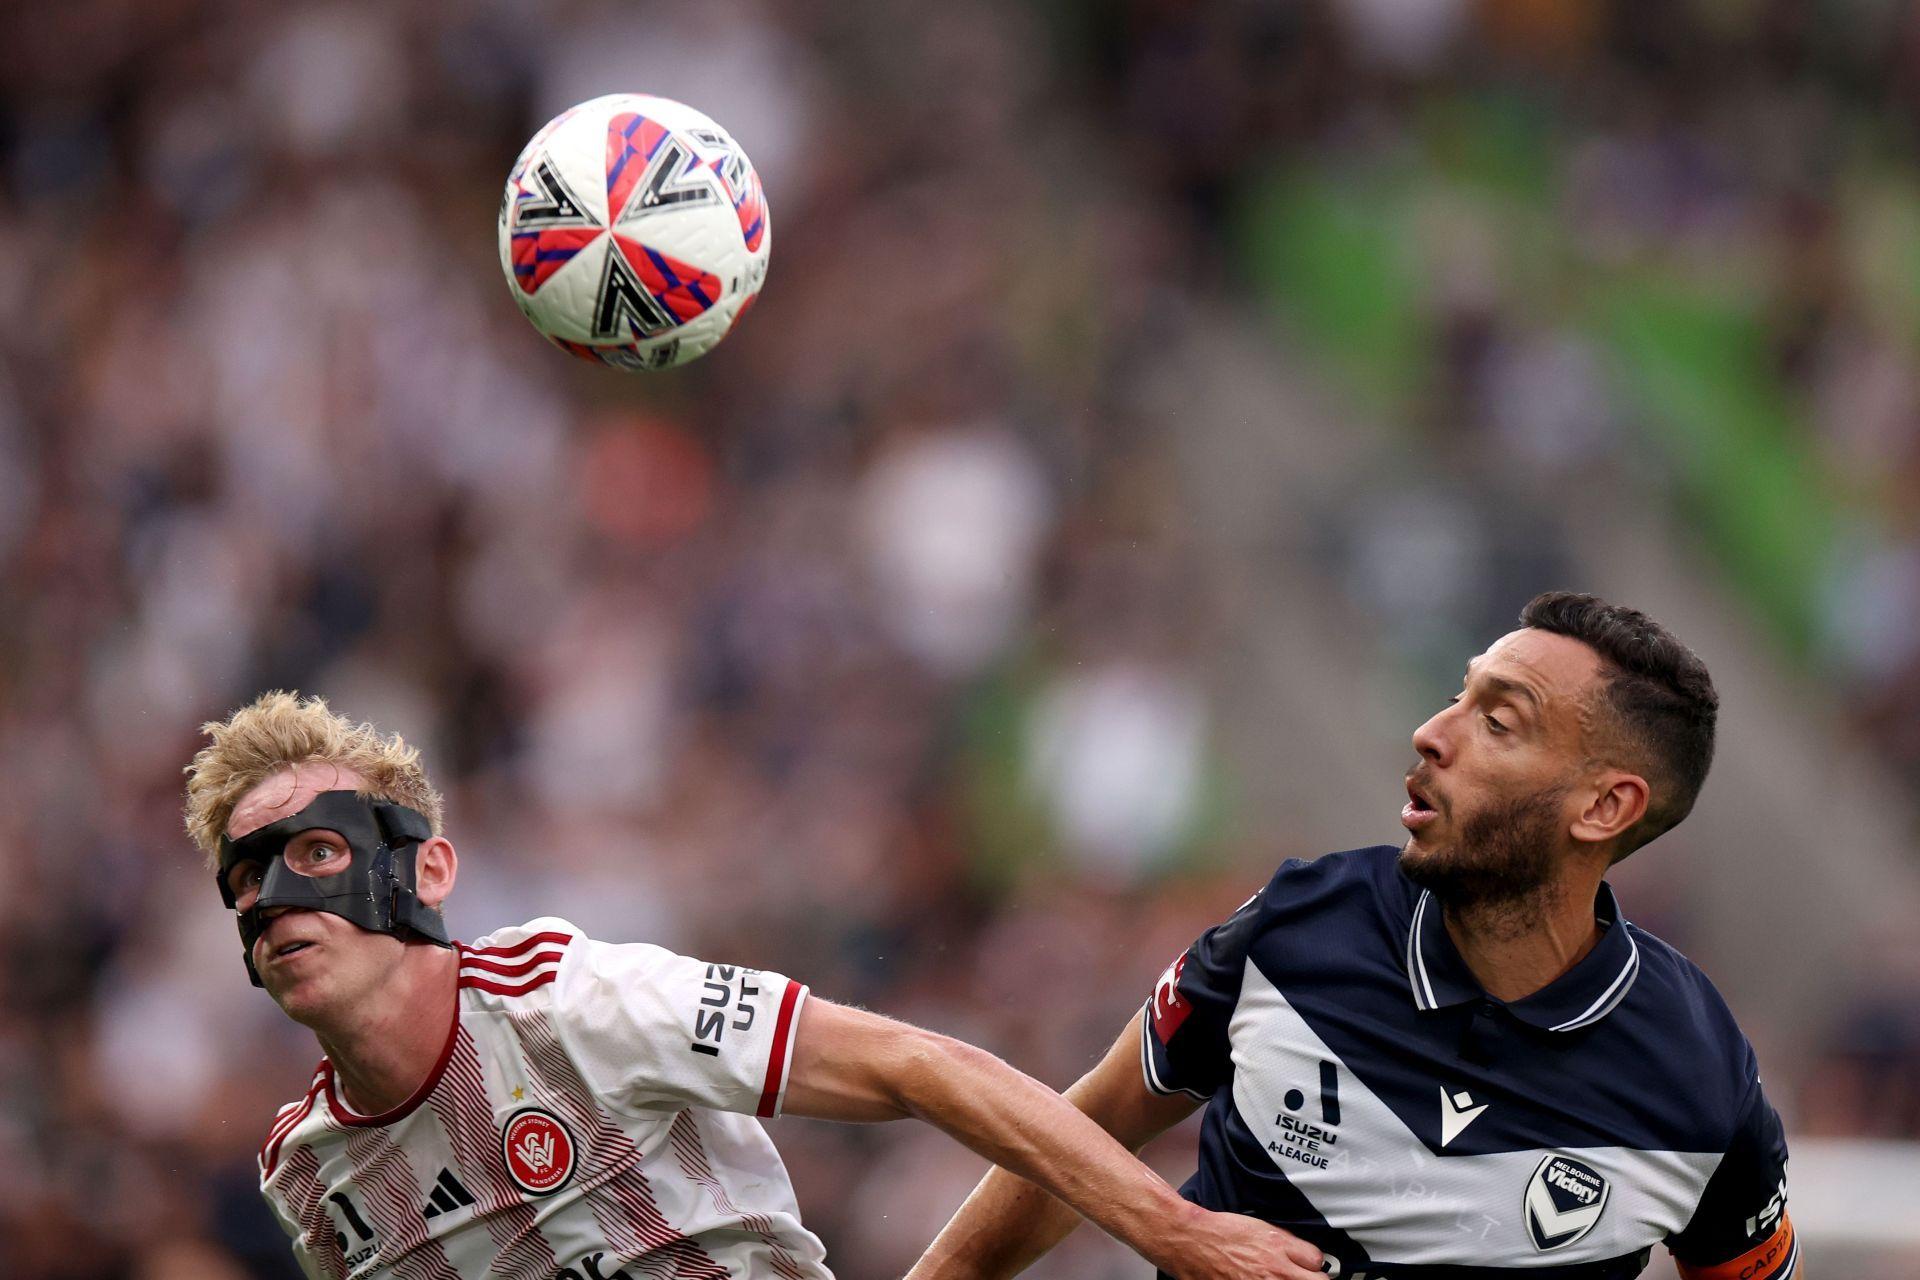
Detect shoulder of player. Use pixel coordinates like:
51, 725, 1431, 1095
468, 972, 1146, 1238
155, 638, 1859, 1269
257, 1061, 330, 1184
463, 921, 724, 1010
1614, 922, 1761, 1131
1619, 923, 1745, 1042
455, 916, 583, 1001
1253, 844, 1408, 922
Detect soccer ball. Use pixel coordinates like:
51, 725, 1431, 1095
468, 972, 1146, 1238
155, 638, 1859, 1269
498, 94, 771, 371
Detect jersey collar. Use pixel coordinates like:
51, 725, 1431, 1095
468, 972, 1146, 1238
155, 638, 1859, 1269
1404, 881, 1641, 1032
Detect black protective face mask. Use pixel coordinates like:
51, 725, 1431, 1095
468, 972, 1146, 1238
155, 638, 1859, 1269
216, 790, 452, 986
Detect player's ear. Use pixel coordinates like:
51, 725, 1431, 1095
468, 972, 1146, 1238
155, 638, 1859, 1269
415, 837, 458, 908
1569, 772, 1649, 848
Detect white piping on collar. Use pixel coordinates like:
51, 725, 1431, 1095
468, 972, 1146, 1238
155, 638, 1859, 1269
1406, 890, 1438, 1011
1407, 887, 1642, 1032
1547, 927, 1642, 1032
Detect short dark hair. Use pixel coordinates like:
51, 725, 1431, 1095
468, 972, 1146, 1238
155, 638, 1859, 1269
1518, 592, 1718, 857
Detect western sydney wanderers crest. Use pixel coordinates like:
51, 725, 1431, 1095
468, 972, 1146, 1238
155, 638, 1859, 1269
1525, 1153, 1610, 1251
502, 1107, 577, 1196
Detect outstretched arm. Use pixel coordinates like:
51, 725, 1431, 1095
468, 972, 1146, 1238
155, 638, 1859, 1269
904, 1009, 1203, 1280
784, 1000, 1322, 1280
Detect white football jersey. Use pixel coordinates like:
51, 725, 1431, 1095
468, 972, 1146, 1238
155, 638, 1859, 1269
256, 918, 832, 1280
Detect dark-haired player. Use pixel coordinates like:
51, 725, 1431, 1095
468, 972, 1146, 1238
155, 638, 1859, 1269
912, 593, 1799, 1280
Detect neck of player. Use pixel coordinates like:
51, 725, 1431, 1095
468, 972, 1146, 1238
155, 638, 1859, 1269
1440, 866, 1606, 1004
315, 944, 461, 1116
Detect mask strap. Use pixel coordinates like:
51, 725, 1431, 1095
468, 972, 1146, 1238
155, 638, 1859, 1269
372, 801, 451, 946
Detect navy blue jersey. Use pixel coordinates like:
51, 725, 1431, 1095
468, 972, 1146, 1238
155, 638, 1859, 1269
1141, 847, 1795, 1280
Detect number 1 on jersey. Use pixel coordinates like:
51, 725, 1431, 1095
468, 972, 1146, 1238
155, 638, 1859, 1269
329, 1190, 375, 1252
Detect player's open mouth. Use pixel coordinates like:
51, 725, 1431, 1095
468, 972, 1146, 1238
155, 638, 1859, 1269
1402, 782, 1439, 829
271, 941, 318, 961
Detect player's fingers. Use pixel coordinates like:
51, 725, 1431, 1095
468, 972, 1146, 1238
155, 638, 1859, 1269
1283, 1240, 1328, 1277
1201, 1217, 1325, 1280
1256, 1260, 1325, 1280
1236, 1243, 1325, 1279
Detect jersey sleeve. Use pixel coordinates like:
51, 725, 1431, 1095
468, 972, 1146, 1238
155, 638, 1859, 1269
259, 1193, 323, 1280
1667, 1075, 1796, 1280
1140, 884, 1268, 1100
554, 936, 809, 1118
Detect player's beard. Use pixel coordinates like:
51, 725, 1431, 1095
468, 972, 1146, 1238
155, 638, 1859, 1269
1399, 783, 1571, 926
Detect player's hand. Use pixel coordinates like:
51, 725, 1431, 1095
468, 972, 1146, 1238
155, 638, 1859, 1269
1152, 1205, 1327, 1280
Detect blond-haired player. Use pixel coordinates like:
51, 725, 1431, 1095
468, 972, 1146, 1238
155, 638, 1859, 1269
187, 691, 1326, 1280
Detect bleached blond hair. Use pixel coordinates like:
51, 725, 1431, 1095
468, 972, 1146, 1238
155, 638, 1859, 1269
183, 691, 445, 867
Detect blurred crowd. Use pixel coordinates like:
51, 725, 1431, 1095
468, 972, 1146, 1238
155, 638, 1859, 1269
1, 1, 1918, 1277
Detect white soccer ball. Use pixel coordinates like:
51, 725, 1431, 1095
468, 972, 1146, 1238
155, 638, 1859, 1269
498, 94, 771, 371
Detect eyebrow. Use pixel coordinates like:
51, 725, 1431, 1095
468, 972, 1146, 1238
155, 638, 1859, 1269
1464, 664, 1543, 714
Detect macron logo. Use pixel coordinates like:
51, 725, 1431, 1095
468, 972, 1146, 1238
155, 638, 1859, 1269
1439, 1087, 1489, 1148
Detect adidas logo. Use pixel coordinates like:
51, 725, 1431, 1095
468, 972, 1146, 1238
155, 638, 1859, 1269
421, 1168, 477, 1219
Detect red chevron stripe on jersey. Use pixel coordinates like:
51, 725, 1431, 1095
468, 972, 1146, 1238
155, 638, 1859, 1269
460, 970, 561, 998
460, 931, 575, 959
457, 934, 567, 997
612, 235, 719, 325
458, 949, 566, 978
510, 227, 603, 294
261, 1068, 325, 1161
260, 1064, 329, 1177
606, 112, 672, 220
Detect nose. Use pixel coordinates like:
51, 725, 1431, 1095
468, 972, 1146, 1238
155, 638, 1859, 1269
1411, 706, 1452, 767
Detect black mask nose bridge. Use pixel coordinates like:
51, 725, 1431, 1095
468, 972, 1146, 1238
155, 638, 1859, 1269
216, 790, 451, 986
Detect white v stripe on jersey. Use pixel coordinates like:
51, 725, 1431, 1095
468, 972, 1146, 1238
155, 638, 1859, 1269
1142, 846, 1787, 1279
1228, 961, 1719, 1266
